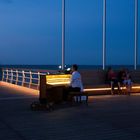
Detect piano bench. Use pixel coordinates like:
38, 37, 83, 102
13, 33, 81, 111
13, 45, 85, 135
69, 92, 89, 105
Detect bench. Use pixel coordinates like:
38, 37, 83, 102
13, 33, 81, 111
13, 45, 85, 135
80, 69, 140, 95
39, 71, 140, 106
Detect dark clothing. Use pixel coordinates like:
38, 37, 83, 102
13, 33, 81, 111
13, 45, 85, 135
0, 67, 2, 80
107, 69, 120, 92
118, 70, 126, 84
63, 86, 80, 101
111, 79, 120, 91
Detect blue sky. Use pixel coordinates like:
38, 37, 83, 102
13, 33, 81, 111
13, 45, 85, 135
0, 0, 140, 65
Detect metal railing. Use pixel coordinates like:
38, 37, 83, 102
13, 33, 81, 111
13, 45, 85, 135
2, 68, 48, 90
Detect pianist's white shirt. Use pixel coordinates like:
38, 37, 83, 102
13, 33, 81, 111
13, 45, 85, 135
70, 71, 83, 91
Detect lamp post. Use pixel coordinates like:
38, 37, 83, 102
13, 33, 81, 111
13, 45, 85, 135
62, 0, 65, 70
103, 0, 106, 70
134, 0, 138, 70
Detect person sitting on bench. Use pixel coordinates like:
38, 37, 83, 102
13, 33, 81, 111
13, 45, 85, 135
122, 69, 132, 94
107, 67, 120, 94
117, 68, 126, 92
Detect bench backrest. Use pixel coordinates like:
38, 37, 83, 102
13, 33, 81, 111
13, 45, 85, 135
80, 70, 106, 86
79, 70, 140, 87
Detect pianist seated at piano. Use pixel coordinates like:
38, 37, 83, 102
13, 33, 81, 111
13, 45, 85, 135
63, 64, 85, 102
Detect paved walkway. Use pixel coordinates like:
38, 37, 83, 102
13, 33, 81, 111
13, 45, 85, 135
1, 82, 140, 140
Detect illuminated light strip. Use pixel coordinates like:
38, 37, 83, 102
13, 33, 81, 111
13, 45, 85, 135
84, 86, 140, 92
46, 77, 71, 81
47, 81, 70, 85
47, 78, 70, 80
84, 88, 110, 91
46, 74, 71, 77
47, 81, 70, 83
132, 86, 140, 89
47, 79, 70, 82
47, 79, 71, 81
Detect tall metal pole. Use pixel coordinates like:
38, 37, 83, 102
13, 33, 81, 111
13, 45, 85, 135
103, 0, 106, 70
134, 0, 138, 70
62, 0, 65, 70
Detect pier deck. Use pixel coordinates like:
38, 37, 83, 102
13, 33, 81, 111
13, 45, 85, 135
1, 81, 140, 140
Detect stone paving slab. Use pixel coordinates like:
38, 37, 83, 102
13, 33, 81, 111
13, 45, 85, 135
1, 82, 140, 139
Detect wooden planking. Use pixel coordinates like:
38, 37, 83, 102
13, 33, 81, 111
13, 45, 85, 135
1, 85, 140, 139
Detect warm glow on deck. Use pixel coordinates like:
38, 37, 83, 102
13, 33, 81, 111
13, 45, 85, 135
0, 81, 39, 96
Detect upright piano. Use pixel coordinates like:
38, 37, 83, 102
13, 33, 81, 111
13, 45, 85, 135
39, 74, 71, 103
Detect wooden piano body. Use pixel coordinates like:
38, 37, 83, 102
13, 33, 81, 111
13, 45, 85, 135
39, 74, 71, 104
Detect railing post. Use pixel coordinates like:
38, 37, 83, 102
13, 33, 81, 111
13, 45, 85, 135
29, 71, 32, 88
22, 70, 25, 86
15, 70, 18, 85
0, 67, 2, 81
10, 69, 13, 83
6, 69, 9, 82
2, 69, 4, 81
37, 72, 40, 90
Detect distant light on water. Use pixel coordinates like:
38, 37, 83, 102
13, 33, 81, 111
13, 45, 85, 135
58, 65, 62, 69
67, 68, 71, 71
58, 65, 67, 69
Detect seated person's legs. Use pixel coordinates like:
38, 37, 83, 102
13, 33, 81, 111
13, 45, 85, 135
123, 80, 127, 86
63, 86, 70, 101
126, 79, 132, 92
111, 80, 115, 94
111, 79, 120, 94
118, 80, 125, 94
123, 79, 132, 94
114, 79, 120, 93
63, 86, 80, 101
118, 82, 121, 89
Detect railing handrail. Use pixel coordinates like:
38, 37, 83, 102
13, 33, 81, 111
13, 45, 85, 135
2, 67, 57, 73
1, 68, 51, 90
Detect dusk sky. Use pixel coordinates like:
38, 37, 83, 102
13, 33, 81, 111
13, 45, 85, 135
0, 0, 140, 65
